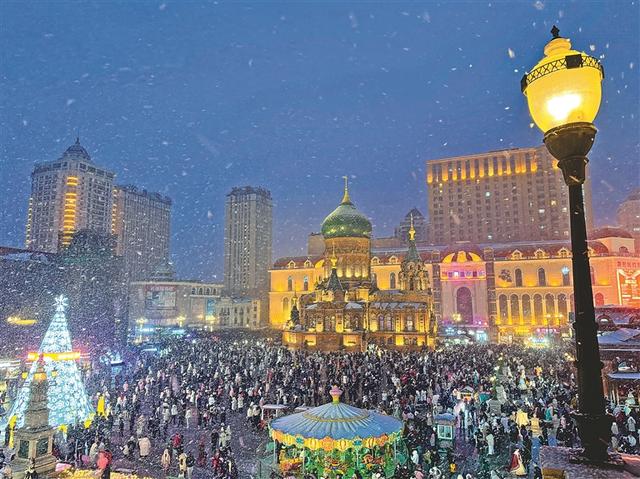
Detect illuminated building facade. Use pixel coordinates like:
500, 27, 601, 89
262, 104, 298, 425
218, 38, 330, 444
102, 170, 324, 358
271, 219, 639, 344
277, 181, 437, 351
113, 185, 172, 281
425, 145, 593, 244
26, 139, 115, 252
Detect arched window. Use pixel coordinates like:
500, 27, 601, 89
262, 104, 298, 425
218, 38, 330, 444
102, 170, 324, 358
545, 293, 555, 320
282, 297, 289, 316
537, 268, 546, 286
510, 295, 521, 323
620, 246, 630, 255
287, 276, 293, 291
389, 272, 396, 289
590, 266, 595, 285
198, 287, 203, 295
498, 295, 508, 322
344, 315, 351, 330
303, 276, 309, 291
558, 294, 568, 324
515, 269, 523, 287
378, 315, 384, 331
562, 267, 571, 286
205, 287, 211, 295
405, 315, 415, 332
456, 287, 473, 324
522, 294, 532, 324
191, 287, 196, 294
533, 294, 543, 324
595, 292, 605, 307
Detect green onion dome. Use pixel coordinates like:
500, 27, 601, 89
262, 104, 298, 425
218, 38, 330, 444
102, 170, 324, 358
321, 184, 372, 239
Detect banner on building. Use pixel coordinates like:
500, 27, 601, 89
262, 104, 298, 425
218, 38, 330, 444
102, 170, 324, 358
144, 285, 177, 310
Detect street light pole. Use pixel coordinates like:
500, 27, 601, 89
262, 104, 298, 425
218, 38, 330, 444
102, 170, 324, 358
544, 122, 610, 461
522, 28, 611, 462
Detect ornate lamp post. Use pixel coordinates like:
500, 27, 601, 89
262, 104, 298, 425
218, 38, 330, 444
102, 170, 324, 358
521, 26, 610, 462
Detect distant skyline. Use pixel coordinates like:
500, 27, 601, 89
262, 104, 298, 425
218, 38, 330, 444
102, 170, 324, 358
1, 1, 638, 280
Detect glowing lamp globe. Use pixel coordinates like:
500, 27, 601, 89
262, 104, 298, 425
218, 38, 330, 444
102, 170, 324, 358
521, 26, 603, 133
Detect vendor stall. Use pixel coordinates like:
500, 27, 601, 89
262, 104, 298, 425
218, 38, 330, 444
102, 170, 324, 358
268, 386, 404, 478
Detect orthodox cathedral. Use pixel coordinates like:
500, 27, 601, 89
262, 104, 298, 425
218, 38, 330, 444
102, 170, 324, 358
279, 180, 437, 351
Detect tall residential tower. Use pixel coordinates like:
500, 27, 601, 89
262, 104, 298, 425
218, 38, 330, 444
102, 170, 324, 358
223, 186, 273, 300
26, 139, 115, 252
425, 145, 593, 245
113, 185, 172, 280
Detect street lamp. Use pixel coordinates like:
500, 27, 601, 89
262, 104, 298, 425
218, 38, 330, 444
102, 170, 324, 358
522, 26, 610, 462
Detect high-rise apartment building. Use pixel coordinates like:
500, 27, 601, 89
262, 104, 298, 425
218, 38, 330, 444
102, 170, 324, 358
26, 139, 115, 252
395, 208, 428, 243
425, 145, 592, 245
617, 189, 640, 253
223, 186, 273, 298
113, 185, 172, 281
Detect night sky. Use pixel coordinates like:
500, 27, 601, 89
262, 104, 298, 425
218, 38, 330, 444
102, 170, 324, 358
1, 1, 638, 281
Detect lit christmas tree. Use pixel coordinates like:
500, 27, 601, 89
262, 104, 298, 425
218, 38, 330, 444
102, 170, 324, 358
5, 295, 93, 429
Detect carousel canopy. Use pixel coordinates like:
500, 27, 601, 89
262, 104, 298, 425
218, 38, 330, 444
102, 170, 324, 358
269, 386, 403, 452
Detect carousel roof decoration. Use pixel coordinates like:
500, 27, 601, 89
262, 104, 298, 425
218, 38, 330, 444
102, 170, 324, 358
269, 385, 403, 452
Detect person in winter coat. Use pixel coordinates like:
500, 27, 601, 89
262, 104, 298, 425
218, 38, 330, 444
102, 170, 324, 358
186, 451, 195, 479
178, 451, 187, 478
161, 447, 171, 474
138, 436, 151, 459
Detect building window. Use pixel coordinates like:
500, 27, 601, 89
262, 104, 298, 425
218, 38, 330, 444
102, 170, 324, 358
515, 268, 523, 287
378, 315, 384, 331
456, 287, 473, 324
198, 287, 203, 295
537, 268, 546, 286
390, 272, 396, 289
522, 294, 532, 323
498, 295, 508, 322
303, 276, 309, 291
558, 294, 568, 322
594, 292, 605, 307
287, 276, 293, 291
510, 295, 520, 323
385, 315, 393, 331
533, 294, 543, 324
545, 294, 555, 320
405, 315, 415, 332
590, 266, 595, 285
562, 267, 570, 286
205, 287, 211, 295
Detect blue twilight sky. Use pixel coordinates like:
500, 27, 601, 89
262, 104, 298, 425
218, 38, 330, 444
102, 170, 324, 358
1, 1, 638, 281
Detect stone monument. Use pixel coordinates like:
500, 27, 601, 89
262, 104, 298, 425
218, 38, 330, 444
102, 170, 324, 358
12, 357, 56, 478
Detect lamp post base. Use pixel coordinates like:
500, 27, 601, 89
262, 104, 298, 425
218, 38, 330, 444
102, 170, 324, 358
572, 412, 615, 464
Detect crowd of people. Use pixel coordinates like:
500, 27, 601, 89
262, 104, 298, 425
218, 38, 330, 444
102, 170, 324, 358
1, 332, 638, 478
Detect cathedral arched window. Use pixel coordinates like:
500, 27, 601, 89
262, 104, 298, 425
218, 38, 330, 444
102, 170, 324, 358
515, 269, 523, 287
498, 295, 508, 322
390, 272, 396, 289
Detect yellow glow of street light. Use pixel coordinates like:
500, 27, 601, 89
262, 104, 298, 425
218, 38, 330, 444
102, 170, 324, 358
6, 316, 37, 326
522, 28, 603, 133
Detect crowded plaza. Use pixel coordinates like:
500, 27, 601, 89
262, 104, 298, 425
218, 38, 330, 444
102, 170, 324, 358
2, 325, 638, 479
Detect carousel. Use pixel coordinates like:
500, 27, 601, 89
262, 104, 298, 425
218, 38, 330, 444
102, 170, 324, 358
268, 386, 404, 477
